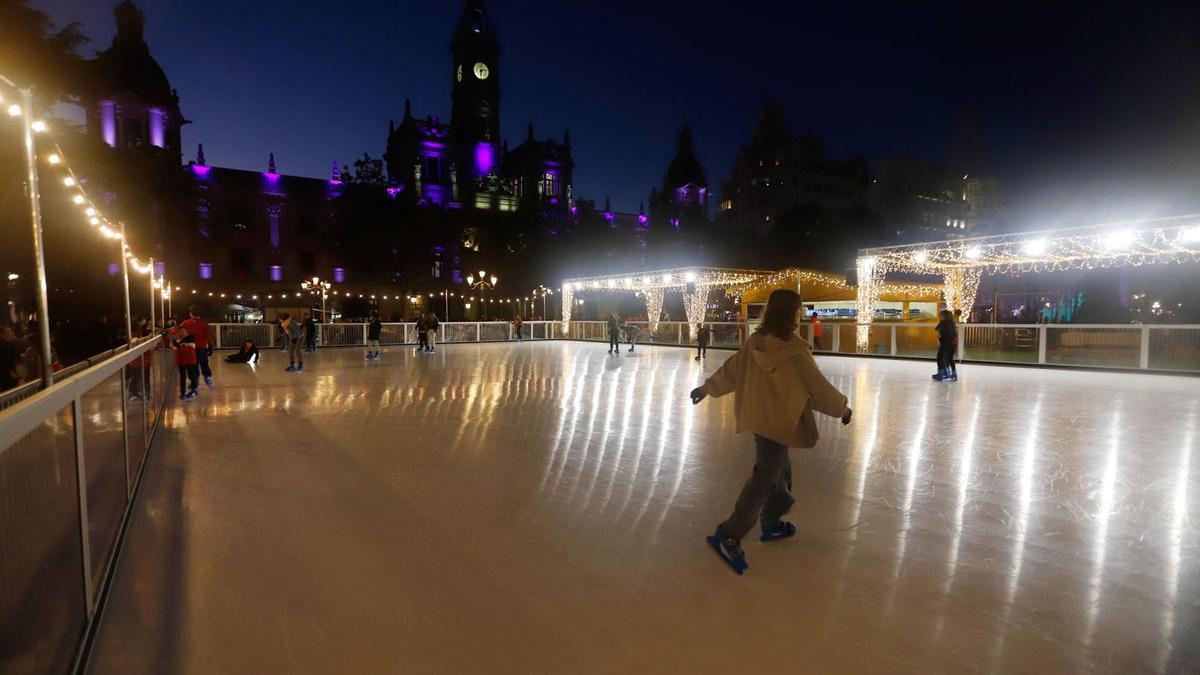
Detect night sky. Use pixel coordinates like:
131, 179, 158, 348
39, 0, 1200, 227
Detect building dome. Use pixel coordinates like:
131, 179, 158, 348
88, 1, 176, 106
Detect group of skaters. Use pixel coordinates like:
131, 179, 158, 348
168, 306, 214, 400
605, 314, 713, 360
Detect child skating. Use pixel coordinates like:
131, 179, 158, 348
695, 325, 710, 360
690, 289, 852, 575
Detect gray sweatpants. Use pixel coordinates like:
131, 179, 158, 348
717, 434, 794, 540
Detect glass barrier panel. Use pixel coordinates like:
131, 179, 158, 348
438, 323, 476, 343
219, 324, 273, 351
0, 403, 84, 674
1148, 328, 1200, 373
478, 323, 509, 342
1046, 327, 1140, 368
895, 324, 939, 358
79, 371, 128, 595
963, 325, 1039, 363
866, 325, 892, 355
320, 324, 362, 346
123, 361, 147, 474
379, 324, 406, 345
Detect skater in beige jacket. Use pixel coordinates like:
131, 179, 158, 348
690, 288, 852, 574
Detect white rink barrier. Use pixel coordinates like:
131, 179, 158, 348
209, 321, 1200, 374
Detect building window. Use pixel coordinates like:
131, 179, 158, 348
424, 155, 442, 183
197, 201, 210, 239
269, 265, 283, 282
719, 199, 733, 212
232, 248, 252, 281
299, 251, 316, 277
543, 172, 559, 197
268, 207, 281, 248
198, 262, 213, 280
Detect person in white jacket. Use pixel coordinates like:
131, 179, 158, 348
690, 288, 852, 575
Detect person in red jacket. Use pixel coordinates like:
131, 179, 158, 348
177, 306, 213, 387
809, 311, 824, 350
171, 328, 200, 400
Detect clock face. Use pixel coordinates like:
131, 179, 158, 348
473, 62, 490, 80
456, 64, 462, 82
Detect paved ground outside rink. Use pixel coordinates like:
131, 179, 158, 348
88, 341, 1199, 674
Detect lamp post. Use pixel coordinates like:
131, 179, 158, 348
532, 285, 553, 321
465, 270, 497, 320
301, 276, 331, 322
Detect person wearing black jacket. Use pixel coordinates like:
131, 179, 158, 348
302, 312, 318, 352
225, 340, 260, 364
932, 310, 958, 382
607, 314, 621, 355
416, 315, 429, 352
366, 316, 382, 360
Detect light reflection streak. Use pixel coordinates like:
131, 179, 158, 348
883, 386, 930, 621
990, 393, 1043, 669
539, 351, 587, 497
600, 358, 639, 513
1158, 409, 1195, 672
933, 394, 981, 644
1084, 409, 1120, 649
632, 362, 680, 533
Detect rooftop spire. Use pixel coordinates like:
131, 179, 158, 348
113, 1, 146, 49
332, 160, 340, 181
527, 121, 534, 141
563, 128, 571, 146
404, 98, 412, 120
268, 152, 276, 174
196, 143, 205, 166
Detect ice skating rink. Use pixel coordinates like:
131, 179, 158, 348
88, 341, 1199, 674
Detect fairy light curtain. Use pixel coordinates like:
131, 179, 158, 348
853, 216, 1200, 352
560, 267, 774, 332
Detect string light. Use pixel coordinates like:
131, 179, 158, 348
6, 104, 19, 117
46, 153, 60, 165
30, 120, 46, 132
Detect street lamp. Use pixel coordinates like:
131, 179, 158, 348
532, 285, 555, 319
465, 270, 498, 319
301, 276, 332, 322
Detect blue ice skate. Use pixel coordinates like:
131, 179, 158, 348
760, 520, 796, 542
931, 369, 946, 381
706, 530, 748, 575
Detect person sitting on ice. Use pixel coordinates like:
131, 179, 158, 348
225, 340, 260, 364
689, 288, 852, 575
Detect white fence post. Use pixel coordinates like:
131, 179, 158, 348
1037, 325, 1047, 364
832, 325, 840, 352
361, 324, 368, 346
476, 323, 481, 342
890, 326, 897, 357
215, 328, 222, 350
1140, 326, 1151, 370
957, 328, 965, 361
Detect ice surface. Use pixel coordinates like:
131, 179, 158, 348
90, 341, 1200, 673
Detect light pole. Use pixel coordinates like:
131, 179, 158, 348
301, 276, 331, 322
532, 285, 553, 320
465, 270, 497, 320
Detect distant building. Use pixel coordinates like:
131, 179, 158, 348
718, 104, 869, 234
649, 127, 710, 233
76, 0, 582, 298
869, 157, 969, 243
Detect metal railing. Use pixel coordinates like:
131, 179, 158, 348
0, 338, 173, 672
211, 321, 560, 349
207, 320, 1200, 373
558, 321, 1200, 374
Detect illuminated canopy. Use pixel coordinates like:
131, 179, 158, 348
853, 215, 1200, 351
560, 267, 774, 331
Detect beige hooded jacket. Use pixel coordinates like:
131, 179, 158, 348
704, 332, 849, 448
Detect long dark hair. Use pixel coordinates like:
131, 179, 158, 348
939, 309, 953, 322
756, 289, 803, 340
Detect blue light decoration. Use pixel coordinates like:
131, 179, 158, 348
333, 267, 346, 283
198, 262, 213, 280
269, 265, 283, 282
107, 263, 119, 277
154, 261, 165, 278
387, 185, 403, 199
191, 164, 211, 178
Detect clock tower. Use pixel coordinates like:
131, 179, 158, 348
451, 0, 501, 184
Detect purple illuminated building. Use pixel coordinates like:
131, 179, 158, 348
384, 1, 574, 215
